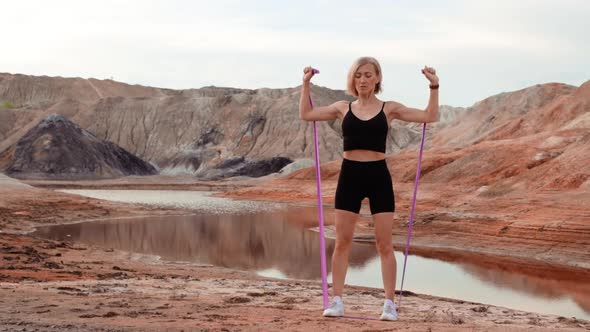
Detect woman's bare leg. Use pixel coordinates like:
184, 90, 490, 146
331, 209, 358, 297
372, 212, 396, 300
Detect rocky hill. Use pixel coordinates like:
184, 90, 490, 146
0, 73, 463, 178
0, 114, 157, 179
232, 80, 590, 195
1, 73, 587, 187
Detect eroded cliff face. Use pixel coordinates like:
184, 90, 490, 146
1, 73, 587, 186
1, 73, 453, 177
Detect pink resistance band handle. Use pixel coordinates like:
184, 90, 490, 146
308, 68, 330, 309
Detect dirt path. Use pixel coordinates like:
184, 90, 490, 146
86, 79, 104, 99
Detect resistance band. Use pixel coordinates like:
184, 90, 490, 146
309, 69, 427, 315
397, 122, 427, 309
308, 68, 330, 309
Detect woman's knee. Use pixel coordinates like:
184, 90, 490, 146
334, 237, 353, 253
375, 240, 393, 256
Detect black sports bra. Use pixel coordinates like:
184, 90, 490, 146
342, 102, 388, 153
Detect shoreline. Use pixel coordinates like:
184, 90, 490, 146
18, 176, 590, 270
1, 177, 589, 330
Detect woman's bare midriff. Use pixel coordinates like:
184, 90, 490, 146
343, 149, 385, 161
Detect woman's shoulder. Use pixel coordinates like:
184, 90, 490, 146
333, 100, 351, 106
330, 100, 351, 111
382, 100, 405, 114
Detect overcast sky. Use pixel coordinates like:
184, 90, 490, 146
2, 0, 588, 107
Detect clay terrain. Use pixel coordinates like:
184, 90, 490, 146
0, 74, 589, 331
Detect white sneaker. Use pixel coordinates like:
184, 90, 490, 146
379, 299, 398, 321
322, 297, 344, 317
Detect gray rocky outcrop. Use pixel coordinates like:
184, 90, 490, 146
0, 114, 157, 179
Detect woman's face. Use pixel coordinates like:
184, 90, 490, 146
354, 63, 380, 95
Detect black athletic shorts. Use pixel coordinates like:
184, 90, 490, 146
335, 158, 395, 215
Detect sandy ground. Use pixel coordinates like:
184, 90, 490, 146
1, 174, 589, 331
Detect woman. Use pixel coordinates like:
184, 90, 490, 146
298, 57, 439, 321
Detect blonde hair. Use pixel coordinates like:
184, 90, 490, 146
346, 57, 383, 96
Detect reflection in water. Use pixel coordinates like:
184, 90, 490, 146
461, 263, 590, 314
407, 248, 590, 316
32, 208, 590, 320
32, 212, 375, 280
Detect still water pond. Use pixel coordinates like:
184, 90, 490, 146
31, 189, 590, 320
